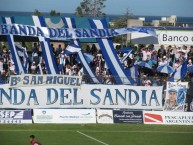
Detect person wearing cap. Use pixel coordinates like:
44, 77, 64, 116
29, 135, 42, 145
141, 47, 151, 61
164, 89, 178, 111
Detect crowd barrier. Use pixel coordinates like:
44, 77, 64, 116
1, 109, 193, 125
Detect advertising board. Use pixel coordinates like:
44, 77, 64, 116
144, 111, 193, 125
33, 109, 96, 123
113, 110, 143, 124
0, 110, 32, 124
97, 109, 113, 124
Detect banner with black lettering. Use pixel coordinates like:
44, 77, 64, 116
158, 31, 193, 45
131, 30, 193, 45
0, 84, 163, 109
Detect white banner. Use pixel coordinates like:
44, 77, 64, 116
0, 110, 32, 124
0, 84, 163, 109
0, 24, 156, 40
97, 109, 113, 124
158, 31, 193, 45
9, 75, 82, 88
131, 30, 193, 45
143, 111, 193, 125
33, 109, 96, 123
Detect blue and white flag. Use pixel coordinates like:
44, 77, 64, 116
65, 43, 81, 55
32, 16, 59, 74
169, 61, 187, 82
131, 27, 157, 37
15, 44, 29, 73
2, 17, 26, 74
127, 65, 138, 83
62, 17, 101, 84
38, 57, 43, 74
89, 18, 134, 85
121, 49, 133, 63
157, 65, 175, 74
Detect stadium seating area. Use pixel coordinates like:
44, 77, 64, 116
0, 43, 193, 85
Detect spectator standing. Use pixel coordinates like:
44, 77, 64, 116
158, 45, 166, 58
32, 43, 39, 64
188, 46, 193, 62
31, 61, 37, 74
141, 47, 151, 61
56, 44, 62, 56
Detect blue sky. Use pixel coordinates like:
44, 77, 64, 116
0, 0, 192, 17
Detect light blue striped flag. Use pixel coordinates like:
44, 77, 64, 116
169, 61, 187, 82
65, 43, 81, 55
121, 49, 133, 63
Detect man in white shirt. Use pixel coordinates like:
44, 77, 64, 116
142, 47, 151, 61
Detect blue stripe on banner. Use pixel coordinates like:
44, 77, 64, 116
89, 18, 134, 85
11, 17, 28, 73
127, 65, 138, 83
7, 36, 19, 74
62, 17, 100, 84
10, 16, 15, 23
32, 16, 59, 74
169, 61, 187, 82
44, 37, 59, 73
15, 45, 29, 72
2, 17, 26, 74
39, 41, 51, 73
38, 16, 46, 27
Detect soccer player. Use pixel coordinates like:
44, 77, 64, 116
29, 135, 42, 145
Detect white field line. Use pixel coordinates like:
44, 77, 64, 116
0, 130, 193, 134
77, 130, 109, 145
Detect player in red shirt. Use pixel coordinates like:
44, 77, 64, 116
29, 135, 42, 145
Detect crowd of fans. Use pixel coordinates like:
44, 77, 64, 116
0, 42, 193, 86
116, 44, 193, 86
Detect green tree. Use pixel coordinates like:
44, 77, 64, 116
111, 8, 133, 28
75, 0, 106, 17
110, 8, 133, 45
50, 10, 60, 16
144, 22, 153, 26
33, 9, 42, 16
159, 22, 173, 27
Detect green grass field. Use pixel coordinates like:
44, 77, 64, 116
0, 124, 193, 145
